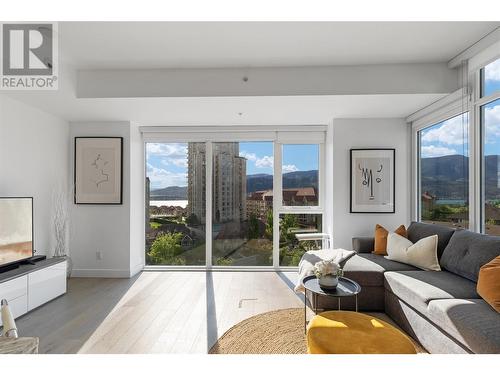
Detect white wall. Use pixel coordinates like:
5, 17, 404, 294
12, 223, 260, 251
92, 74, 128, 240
0, 94, 69, 257
69, 122, 132, 277
129, 123, 145, 276
331, 118, 410, 249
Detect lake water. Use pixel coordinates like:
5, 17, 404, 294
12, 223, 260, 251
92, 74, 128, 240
149, 200, 188, 208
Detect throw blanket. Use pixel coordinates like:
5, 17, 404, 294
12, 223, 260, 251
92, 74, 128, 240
295, 248, 356, 293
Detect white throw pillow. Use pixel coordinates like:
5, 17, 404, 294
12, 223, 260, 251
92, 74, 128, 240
385, 233, 441, 271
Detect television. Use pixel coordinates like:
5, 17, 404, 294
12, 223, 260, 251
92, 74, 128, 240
0, 197, 34, 269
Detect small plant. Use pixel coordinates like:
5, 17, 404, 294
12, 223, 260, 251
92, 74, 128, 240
313, 260, 343, 279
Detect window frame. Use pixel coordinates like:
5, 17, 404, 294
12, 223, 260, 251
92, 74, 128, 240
275, 141, 325, 267
142, 126, 327, 271
413, 110, 471, 228
411, 55, 500, 234
478, 59, 500, 233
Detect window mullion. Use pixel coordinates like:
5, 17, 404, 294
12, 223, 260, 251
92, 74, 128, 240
273, 142, 282, 269
205, 141, 213, 268
469, 103, 480, 233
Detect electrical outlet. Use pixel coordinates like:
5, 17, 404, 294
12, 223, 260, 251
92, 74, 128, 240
96, 250, 103, 260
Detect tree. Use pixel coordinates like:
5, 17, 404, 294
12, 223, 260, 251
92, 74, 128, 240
186, 213, 199, 226
148, 232, 186, 265
265, 209, 273, 240
280, 214, 299, 245
248, 214, 260, 239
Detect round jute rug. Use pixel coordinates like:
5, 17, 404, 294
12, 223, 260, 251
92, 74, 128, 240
209, 308, 307, 354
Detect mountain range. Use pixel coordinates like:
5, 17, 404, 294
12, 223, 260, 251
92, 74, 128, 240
421, 154, 500, 199
150, 155, 500, 201
150, 170, 319, 199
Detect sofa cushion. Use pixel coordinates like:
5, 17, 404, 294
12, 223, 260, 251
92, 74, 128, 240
384, 270, 479, 315
343, 254, 418, 287
440, 230, 500, 282
477, 256, 500, 312
427, 299, 500, 354
407, 221, 455, 259
352, 237, 375, 253
386, 233, 440, 271
373, 224, 407, 255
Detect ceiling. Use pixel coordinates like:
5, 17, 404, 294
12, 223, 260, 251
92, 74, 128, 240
59, 22, 499, 69
5, 22, 499, 124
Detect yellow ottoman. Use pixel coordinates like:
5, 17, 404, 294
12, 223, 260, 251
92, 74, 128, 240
307, 311, 417, 354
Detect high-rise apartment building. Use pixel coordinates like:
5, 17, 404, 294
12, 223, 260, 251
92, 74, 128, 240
188, 142, 246, 224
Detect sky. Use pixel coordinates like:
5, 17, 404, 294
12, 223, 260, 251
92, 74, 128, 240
146, 142, 319, 189
420, 58, 500, 158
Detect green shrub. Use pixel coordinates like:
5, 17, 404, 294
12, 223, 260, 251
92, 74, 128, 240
215, 257, 233, 266
148, 232, 186, 265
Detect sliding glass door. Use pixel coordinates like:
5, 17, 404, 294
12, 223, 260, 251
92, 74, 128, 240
212, 142, 274, 266
145, 142, 206, 265
144, 133, 325, 268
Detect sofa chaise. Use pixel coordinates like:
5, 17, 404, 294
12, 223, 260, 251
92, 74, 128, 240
311, 222, 500, 354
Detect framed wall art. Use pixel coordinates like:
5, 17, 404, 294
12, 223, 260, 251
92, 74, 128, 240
350, 148, 395, 213
74, 137, 123, 204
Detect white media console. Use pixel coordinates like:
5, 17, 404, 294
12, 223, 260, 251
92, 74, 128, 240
0, 257, 67, 326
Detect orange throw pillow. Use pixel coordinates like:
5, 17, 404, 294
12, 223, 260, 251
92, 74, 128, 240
477, 256, 500, 313
373, 224, 407, 255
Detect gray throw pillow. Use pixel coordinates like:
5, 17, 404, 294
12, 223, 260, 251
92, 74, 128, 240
440, 230, 500, 282
407, 221, 455, 259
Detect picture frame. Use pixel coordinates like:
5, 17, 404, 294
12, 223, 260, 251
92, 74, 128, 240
74, 137, 123, 205
350, 148, 395, 213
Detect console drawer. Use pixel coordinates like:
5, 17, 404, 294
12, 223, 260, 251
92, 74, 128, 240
0, 275, 28, 301
28, 261, 66, 311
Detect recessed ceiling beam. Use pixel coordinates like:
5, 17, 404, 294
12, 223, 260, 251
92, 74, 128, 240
77, 63, 458, 98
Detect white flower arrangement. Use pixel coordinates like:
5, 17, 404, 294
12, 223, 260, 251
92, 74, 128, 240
313, 259, 343, 279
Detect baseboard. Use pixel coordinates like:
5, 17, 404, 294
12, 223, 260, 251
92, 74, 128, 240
130, 263, 144, 277
71, 268, 132, 278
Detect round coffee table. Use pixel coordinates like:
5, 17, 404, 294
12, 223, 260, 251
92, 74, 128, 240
302, 275, 361, 331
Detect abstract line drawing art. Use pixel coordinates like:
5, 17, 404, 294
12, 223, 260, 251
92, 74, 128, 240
350, 149, 395, 213
91, 154, 110, 188
358, 163, 383, 200
74, 137, 123, 204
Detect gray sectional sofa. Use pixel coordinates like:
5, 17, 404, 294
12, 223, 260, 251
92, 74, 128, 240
314, 222, 500, 353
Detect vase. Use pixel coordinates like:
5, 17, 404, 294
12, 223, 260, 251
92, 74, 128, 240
53, 254, 73, 278
318, 274, 339, 289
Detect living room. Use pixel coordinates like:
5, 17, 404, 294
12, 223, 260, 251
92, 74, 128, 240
0, 1, 499, 373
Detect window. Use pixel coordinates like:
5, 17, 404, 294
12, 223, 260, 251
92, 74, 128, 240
482, 99, 500, 234
281, 144, 319, 206
481, 58, 500, 98
279, 213, 322, 266
418, 113, 469, 229
143, 129, 326, 269
212, 142, 274, 266
145, 142, 206, 265
481, 57, 500, 234
413, 55, 500, 233
279, 144, 322, 266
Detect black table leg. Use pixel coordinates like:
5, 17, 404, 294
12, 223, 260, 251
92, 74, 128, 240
314, 293, 317, 315
304, 290, 307, 333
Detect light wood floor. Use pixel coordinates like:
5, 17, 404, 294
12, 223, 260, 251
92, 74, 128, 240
16, 271, 415, 354
16, 271, 307, 354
